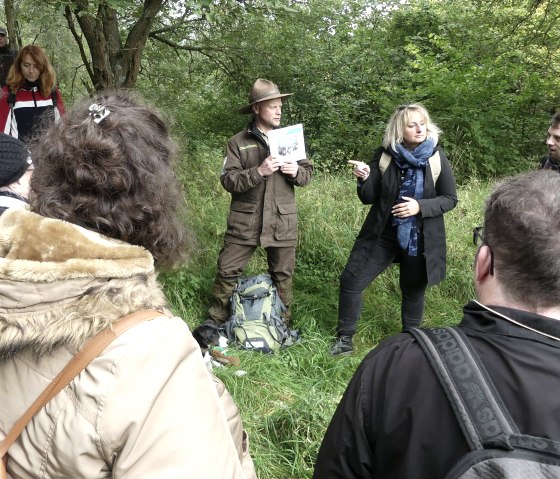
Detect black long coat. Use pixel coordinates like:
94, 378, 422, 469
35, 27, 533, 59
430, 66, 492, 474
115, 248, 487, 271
345, 145, 457, 286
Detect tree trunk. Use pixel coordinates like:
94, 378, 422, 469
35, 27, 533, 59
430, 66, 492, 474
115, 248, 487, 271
66, 0, 164, 91
4, 0, 21, 51
120, 0, 163, 88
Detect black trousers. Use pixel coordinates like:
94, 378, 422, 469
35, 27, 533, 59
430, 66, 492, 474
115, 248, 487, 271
338, 233, 428, 336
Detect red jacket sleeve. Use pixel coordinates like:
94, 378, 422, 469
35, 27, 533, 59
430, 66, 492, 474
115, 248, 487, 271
0, 85, 12, 133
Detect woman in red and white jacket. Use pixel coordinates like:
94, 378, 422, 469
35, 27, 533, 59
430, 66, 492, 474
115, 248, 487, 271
0, 44, 64, 144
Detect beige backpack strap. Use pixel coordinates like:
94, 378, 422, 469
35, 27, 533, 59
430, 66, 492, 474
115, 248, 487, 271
379, 152, 392, 176
0, 309, 164, 475
428, 151, 441, 185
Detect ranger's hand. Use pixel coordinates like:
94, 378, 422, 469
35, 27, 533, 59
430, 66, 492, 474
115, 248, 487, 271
258, 156, 283, 177
280, 159, 299, 178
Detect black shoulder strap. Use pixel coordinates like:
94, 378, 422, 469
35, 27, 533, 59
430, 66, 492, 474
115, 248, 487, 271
7, 88, 15, 107
409, 327, 518, 451
411, 326, 560, 458
51, 88, 57, 108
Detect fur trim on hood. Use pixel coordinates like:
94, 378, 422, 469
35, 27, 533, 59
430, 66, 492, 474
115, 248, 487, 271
0, 209, 168, 358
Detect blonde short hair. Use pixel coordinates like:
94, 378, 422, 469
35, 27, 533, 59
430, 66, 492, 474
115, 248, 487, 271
382, 103, 441, 151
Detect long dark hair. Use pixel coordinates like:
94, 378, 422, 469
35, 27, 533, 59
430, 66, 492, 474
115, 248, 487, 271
7, 44, 57, 97
30, 91, 188, 269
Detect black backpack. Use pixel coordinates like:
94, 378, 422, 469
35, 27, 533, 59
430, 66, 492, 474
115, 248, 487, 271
410, 326, 560, 478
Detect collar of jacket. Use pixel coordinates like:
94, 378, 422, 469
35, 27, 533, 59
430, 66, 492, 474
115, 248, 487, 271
461, 300, 560, 348
247, 119, 273, 149
0, 209, 168, 358
22, 80, 39, 91
0, 190, 28, 209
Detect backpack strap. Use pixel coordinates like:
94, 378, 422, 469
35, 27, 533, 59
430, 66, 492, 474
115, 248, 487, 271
0, 309, 165, 469
428, 151, 441, 184
411, 326, 560, 458
379, 152, 392, 176
409, 327, 518, 451
51, 88, 57, 108
6, 88, 14, 108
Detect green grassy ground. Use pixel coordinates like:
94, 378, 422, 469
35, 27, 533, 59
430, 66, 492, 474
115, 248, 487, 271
160, 156, 495, 478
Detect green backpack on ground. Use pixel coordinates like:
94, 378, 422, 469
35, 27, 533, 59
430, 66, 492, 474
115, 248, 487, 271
224, 274, 298, 353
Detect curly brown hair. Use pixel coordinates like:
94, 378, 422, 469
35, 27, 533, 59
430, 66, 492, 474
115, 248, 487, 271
29, 91, 188, 269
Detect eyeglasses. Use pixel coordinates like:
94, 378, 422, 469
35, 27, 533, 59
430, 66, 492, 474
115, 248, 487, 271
472, 226, 494, 275
396, 104, 410, 111
472, 226, 484, 246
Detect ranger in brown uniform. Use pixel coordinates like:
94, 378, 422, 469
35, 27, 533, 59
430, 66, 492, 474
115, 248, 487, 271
194, 78, 313, 350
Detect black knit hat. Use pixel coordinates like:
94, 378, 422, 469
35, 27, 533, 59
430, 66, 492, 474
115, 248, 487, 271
0, 133, 31, 187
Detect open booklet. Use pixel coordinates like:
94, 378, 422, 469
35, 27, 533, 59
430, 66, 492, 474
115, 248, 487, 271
268, 124, 306, 163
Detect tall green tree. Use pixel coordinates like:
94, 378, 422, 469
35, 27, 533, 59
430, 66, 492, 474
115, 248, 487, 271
6, 0, 286, 91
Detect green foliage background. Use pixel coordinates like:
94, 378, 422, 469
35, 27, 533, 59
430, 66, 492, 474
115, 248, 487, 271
3, 0, 559, 476
7, 0, 555, 177
132, 0, 556, 178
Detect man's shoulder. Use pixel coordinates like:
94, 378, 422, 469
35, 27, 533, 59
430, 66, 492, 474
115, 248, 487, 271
227, 128, 261, 152
0, 47, 16, 56
358, 332, 428, 378
228, 128, 252, 143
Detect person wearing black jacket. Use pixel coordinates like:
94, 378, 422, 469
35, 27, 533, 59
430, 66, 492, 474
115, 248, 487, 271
331, 104, 457, 355
539, 111, 560, 171
0, 27, 16, 86
315, 171, 560, 478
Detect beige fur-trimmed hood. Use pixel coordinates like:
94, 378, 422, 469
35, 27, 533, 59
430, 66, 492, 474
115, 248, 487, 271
0, 209, 168, 358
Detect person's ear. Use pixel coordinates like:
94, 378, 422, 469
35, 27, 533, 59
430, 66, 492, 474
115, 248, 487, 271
474, 245, 493, 282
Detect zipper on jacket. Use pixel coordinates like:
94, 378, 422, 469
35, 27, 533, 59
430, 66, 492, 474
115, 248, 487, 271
31, 86, 38, 107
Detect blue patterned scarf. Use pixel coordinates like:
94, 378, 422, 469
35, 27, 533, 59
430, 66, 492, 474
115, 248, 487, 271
390, 138, 435, 256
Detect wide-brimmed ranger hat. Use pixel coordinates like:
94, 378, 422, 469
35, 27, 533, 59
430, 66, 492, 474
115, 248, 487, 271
239, 78, 293, 114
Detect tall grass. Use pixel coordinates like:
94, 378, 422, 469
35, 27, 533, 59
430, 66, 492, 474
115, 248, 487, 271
160, 146, 496, 478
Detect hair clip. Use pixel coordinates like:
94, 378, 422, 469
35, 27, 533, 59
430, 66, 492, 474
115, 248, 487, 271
88, 103, 110, 124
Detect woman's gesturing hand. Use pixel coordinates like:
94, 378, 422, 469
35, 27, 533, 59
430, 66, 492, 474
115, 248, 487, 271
347, 160, 370, 180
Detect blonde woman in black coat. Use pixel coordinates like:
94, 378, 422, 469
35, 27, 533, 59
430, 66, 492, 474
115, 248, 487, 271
331, 104, 457, 355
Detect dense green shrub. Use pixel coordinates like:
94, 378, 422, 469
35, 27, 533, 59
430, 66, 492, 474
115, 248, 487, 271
137, 0, 557, 179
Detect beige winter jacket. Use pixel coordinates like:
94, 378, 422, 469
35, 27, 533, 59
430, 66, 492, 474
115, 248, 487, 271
0, 209, 256, 478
